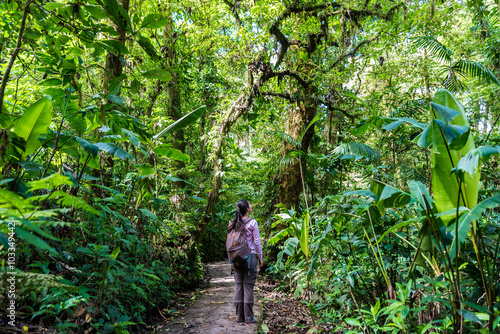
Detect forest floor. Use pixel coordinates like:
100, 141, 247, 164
157, 261, 260, 334
156, 262, 336, 334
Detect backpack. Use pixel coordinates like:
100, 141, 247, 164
226, 218, 253, 272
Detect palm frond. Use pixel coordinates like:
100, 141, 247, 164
414, 36, 453, 63
389, 99, 428, 118
269, 130, 302, 149
306, 153, 319, 161
471, 3, 498, 27
400, 165, 427, 184
452, 59, 500, 86
279, 156, 297, 168
332, 142, 380, 162
442, 68, 467, 93
278, 151, 319, 168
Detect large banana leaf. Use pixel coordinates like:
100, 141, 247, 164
456, 145, 500, 179
95, 142, 134, 161
13, 96, 53, 155
449, 193, 500, 261
427, 90, 480, 225
153, 105, 206, 141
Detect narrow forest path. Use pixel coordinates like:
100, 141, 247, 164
159, 261, 260, 334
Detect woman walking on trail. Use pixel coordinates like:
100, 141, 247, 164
227, 199, 263, 324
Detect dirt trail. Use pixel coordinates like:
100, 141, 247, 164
159, 261, 259, 334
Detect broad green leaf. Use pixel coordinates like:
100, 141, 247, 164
109, 94, 126, 107
408, 180, 434, 210
101, 0, 130, 31
141, 14, 169, 29
153, 106, 206, 141
343, 190, 376, 199
75, 137, 98, 158
14, 97, 53, 155
84, 5, 107, 20
44, 2, 63, 10
102, 40, 129, 54
377, 218, 421, 244
20, 219, 59, 241
142, 69, 172, 82
28, 174, 73, 191
153, 146, 190, 162
110, 246, 120, 260
384, 117, 426, 130
137, 35, 159, 60
377, 185, 411, 212
130, 79, 140, 95
40, 78, 62, 87
345, 318, 362, 327
135, 163, 154, 176
0, 189, 33, 212
300, 211, 310, 259
456, 145, 500, 179
429, 90, 479, 225
122, 129, 139, 147
139, 208, 157, 220
430, 102, 460, 123
449, 193, 500, 261
416, 120, 470, 149
382, 119, 405, 131
16, 226, 55, 252
95, 142, 134, 161
164, 176, 196, 187
460, 310, 482, 325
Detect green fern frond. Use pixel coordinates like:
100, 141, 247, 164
0, 271, 77, 295
414, 36, 453, 63
452, 59, 500, 86
269, 130, 302, 149
333, 142, 380, 162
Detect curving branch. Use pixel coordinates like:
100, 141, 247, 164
331, 33, 380, 68
259, 91, 360, 120
0, 0, 32, 114
267, 70, 310, 88
269, 1, 404, 69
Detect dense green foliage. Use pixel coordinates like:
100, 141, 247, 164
1, 0, 500, 333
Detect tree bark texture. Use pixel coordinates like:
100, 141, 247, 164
275, 63, 317, 210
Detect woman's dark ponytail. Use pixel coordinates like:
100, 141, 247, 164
228, 199, 250, 231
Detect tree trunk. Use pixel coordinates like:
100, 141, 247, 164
275, 64, 317, 210
194, 92, 252, 243
163, 11, 186, 187
101, 0, 129, 124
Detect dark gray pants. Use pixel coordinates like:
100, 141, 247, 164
233, 253, 257, 323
